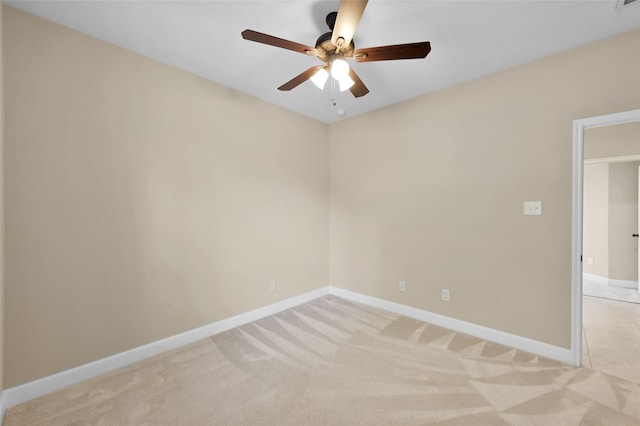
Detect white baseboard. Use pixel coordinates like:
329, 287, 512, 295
328, 286, 575, 366
583, 273, 608, 285
3, 285, 576, 413
2, 286, 331, 411
609, 279, 638, 289
583, 273, 638, 289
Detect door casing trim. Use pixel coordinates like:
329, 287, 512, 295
571, 108, 640, 366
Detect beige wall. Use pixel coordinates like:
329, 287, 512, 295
584, 121, 640, 160
3, 7, 329, 387
329, 29, 640, 348
583, 163, 609, 277
609, 161, 640, 281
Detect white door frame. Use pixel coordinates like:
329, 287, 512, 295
571, 108, 640, 366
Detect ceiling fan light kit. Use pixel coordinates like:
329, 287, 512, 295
328, 57, 355, 92
241, 0, 431, 100
310, 67, 329, 90
330, 57, 349, 79
338, 75, 355, 92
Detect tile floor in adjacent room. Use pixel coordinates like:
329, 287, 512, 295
582, 294, 640, 384
583, 278, 640, 304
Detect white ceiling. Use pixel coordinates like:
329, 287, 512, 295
7, 0, 640, 123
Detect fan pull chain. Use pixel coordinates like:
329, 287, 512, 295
330, 78, 337, 106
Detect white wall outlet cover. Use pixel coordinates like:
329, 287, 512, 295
399, 281, 406, 292
523, 201, 543, 215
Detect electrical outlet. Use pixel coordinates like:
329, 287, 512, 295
441, 288, 450, 302
399, 281, 406, 292
269, 280, 277, 292
587, 258, 594, 266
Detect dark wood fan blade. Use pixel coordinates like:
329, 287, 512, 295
278, 66, 323, 91
242, 29, 315, 55
348, 68, 369, 98
331, 0, 368, 49
355, 42, 431, 62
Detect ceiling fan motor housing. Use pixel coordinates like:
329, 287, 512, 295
326, 11, 338, 30
315, 31, 355, 62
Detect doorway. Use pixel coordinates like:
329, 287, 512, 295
571, 109, 640, 376
583, 143, 640, 303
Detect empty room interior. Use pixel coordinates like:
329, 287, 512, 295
0, 1, 640, 425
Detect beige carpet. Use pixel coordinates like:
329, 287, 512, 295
4, 295, 639, 425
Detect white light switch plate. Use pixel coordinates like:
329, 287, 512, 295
441, 289, 450, 302
523, 201, 542, 216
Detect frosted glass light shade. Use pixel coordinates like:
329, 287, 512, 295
331, 58, 350, 79
338, 75, 355, 92
310, 68, 329, 90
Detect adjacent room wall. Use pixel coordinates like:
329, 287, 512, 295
584, 121, 640, 160
583, 163, 610, 278
583, 162, 640, 283
329, 29, 640, 348
3, 6, 329, 387
609, 161, 640, 282
584, 122, 640, 283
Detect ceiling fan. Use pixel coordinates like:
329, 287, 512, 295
241, 0, 431, 98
